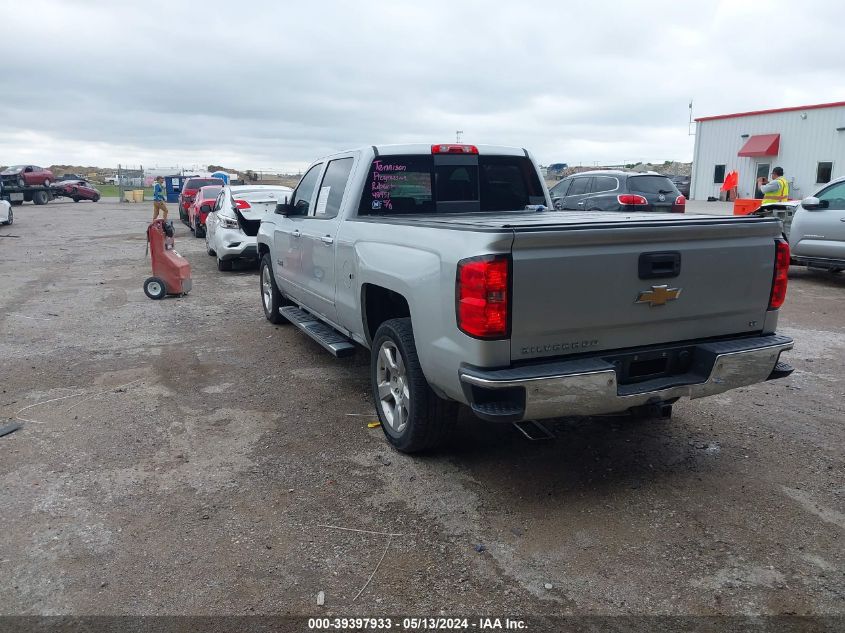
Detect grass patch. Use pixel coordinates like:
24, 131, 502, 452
96, 185, 154, 199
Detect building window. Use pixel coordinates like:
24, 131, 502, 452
817, 161, 833, 184
713, 164, 726, 184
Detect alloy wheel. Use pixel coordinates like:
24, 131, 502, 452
376, 341, 410, 433
261, 265, 273, 311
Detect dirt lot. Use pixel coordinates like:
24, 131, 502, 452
1, 200, 843, 622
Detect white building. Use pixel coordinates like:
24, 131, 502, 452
690, 101, 845, 201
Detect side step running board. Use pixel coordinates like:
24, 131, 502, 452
280, 306, 357, 358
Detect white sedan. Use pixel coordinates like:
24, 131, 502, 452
0, 199, 12, 225
205, 185, 292, 271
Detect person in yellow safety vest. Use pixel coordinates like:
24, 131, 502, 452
758, 166, 789, 205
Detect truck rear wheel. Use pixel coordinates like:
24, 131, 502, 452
33, 191, 49, 205
371, 318, 457, 453
260, 254, 288, 324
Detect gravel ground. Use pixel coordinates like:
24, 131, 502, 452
0, 200, 843, 622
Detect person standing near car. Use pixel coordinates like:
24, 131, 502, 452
152, 176, 168, 220
758, 167, 789, 205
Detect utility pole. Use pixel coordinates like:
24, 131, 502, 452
688, 99, 695, 136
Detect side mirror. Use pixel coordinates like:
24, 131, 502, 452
275, 202, 295, 215
801, 196, 828, 210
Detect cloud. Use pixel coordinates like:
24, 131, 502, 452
1, 0, 843, 171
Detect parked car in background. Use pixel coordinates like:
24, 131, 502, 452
0, 199, 12, 225
550, 170, 685, 213
54, 179, 101, 202
205, 185, 293, 271
789, 176, 845, 273
667, 174, 691, 199
1, 165, 55, 188
187, 185, 223, 238
178, 177, 224, 222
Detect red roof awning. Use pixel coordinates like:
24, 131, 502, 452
738, 134, 780, 157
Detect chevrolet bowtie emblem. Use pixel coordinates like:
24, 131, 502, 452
636, 285, 682, 307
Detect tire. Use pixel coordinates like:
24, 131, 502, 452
4, 208, 12, 225
93, 194, 100, 202
143, 276, 167, 300
217, 256, 233, 271
371, 318, 458, 453
33, 190, 48, 205
259, 254, 287, 324
72, 197, 80, 203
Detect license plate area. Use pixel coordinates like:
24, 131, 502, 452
604, 345, 696, 385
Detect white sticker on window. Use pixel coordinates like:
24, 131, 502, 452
316, 186, 331, 215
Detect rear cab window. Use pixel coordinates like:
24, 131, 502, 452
358, 153, 544, 215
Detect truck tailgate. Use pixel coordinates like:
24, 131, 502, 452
509, 215, 782, 361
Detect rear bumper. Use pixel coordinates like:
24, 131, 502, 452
793, 255, 845, 269
216, 229, 258, 260
459, 334, 793, 422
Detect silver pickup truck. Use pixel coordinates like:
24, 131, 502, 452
244, 143, 794, 453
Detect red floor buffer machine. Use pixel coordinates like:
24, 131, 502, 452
144, 219, 192, 299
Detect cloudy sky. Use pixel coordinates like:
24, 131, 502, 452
2, 0, 844, 172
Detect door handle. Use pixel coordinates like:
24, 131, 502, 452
320, 236, 334, 245
577, 200, 586, 206
292, 229, 301, 238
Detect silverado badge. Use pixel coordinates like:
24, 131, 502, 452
636, 285, 682, 307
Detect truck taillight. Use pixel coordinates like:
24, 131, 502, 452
618, 194, 648, 205
672, 195, 686, 212
457, 255, 510, 339
768, 239, 790, 310
234, 199, 251, 209
432, 144, 478, 154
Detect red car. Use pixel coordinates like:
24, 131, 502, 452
187, 185, 222, 237
1, 164, 55, 188
179, 177, 224, 223
55, 179, 101, 202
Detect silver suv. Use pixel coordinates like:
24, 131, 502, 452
790, 176, 845, 272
